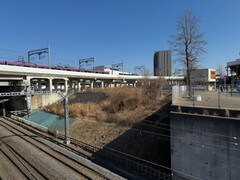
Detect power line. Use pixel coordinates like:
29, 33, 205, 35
57, 126, 234, 180
0, 48, 27, 55
51, 56, 76, 62
135, 122, 239, 146
103, 146, 202, 180
141, 119, 240, 141
75, 122, 240, 166
0, 56, 19, 61
129, 127, 240, 152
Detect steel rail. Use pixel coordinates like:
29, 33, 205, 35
0, 120, 110, 180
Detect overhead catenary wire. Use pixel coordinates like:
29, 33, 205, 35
135, 121, 240, 146
0, 47, 236, 179
141, 119, 240, 141
2, 117, 201, 180
0, 56, 19, 61
0, 48, 27, 55
63, 124, 239, 177
103, 145, 202, 180
129, 127, 240, 152
70, 118, 240, 158
66, 134, 202, 180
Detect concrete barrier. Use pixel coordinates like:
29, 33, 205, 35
31, 93, 63, 109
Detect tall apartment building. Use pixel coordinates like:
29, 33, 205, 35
154, 50, 172, 76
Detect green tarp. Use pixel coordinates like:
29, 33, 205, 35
23, 110, 75, 131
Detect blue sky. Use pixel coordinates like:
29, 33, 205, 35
0, 0, 239, 74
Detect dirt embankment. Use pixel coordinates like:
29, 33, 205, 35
46, 86, 172, 166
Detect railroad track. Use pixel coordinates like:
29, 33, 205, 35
0, 137, 48, 180
1, 116, 171, 180
0, 118, 123, 180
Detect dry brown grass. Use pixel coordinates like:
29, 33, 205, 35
46, 103, 64, 116
45, 83, 171, 125
101, 87, 144, 113
69, 102, 106, 120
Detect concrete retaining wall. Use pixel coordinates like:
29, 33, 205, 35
32, 94, 63, 109
170, 111, 240, 180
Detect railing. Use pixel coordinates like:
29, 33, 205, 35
175, 84, 240, 110
66, 135, 172, 180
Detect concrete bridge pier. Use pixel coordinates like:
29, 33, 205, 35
64, 79, 68, 93
12, 81, 19, 91
110, 80, 114, 88
77, 80, 81, 91
53, 80, 58, 90
82, 80, 86, 90
38, 79, 42, 91
47, 78, 53, 91
32, 81, 38, 90
101, 81, 104, 89
119, 79, 124, 87
90, 80, 94, 89
69, 79, 73, 89
133, 81, 137, 88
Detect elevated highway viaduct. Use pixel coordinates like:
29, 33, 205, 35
0, 64, 184, 92
0, 64, 184, 109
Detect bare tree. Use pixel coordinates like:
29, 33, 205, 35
169, 11, 207, 96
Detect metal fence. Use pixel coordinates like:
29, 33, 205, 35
172, 85, 187, 103
68, 135, 172, 179
178, 84, 240, 109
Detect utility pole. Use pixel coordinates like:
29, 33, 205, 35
26, 90, 32, 120
0, 90, 74, 145
58, 91, 74, 145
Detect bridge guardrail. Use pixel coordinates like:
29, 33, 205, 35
174, 84, 240, 110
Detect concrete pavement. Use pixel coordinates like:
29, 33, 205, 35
174, 90, 240, 110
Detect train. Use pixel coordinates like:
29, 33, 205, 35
0, 60, 110, 74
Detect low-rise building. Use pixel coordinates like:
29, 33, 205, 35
191, 68, 216, 90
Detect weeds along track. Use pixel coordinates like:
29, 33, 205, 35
0, 118, 113, 180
